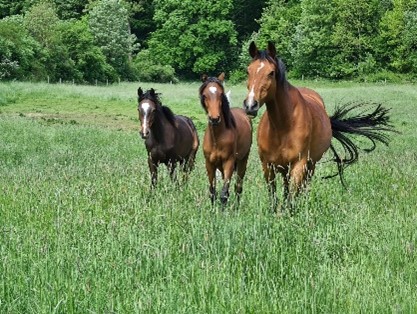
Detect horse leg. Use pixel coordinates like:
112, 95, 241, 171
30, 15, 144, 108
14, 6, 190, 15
205, 160, 216, 205
286, 160, 312, 212
235, 156, 249, 207
220, 159, 234, 206
263, 162, 278, 212
168, 161, 177, 182
148, 157, 158, 188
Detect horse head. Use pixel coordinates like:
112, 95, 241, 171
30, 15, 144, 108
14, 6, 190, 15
199, 73, 229, 126
243, 41, 286, 117
137, 87, 159, 139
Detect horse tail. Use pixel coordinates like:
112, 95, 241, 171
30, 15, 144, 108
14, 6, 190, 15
327, 102, 396, 186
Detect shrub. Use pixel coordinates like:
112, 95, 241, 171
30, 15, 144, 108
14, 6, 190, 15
133, 50, 178, 83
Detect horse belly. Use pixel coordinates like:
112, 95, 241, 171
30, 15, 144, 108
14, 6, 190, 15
232, 108, 252, 160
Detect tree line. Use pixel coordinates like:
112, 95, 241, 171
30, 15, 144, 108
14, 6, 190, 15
1, 0, 416, 84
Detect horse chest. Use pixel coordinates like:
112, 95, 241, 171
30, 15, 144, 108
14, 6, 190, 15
258, 128, 308, 165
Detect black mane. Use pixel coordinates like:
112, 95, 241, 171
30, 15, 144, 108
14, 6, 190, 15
255, 50, 287, 85
139, 89, 176, 127
199, 77, 236, 129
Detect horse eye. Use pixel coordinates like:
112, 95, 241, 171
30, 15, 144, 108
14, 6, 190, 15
268, 71, 275, 78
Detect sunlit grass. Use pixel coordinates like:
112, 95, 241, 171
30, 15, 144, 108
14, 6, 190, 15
0, 81, 416, 312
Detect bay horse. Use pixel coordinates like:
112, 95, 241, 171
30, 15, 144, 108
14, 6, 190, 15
199, 73, 252, 206
243, 42, 395, 212
137, 87, 199, 187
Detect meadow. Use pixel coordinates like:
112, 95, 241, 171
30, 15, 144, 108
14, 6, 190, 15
0, 80, 416, 313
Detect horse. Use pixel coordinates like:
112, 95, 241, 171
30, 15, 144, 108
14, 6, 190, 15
137, 87, 199, 187
243, 42, 395, 212
199, 73, 253, 206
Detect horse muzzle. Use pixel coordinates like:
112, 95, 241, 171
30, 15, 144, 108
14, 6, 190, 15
208, 116, 221, 126
243, 100, 259, 118
140, 130, 149, 139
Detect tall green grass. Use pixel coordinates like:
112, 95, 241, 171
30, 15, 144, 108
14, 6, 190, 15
1, 81, 416, 313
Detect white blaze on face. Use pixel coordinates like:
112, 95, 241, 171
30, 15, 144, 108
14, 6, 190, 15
247, 85, 255, 107
209, 86, 217, 94
141, 102, 151, 133
256, 62, 265, 73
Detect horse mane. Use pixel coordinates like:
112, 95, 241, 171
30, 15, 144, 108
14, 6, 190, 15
139, 89, 177, 127
255, 50, 287, 85
199, 77, 236, 129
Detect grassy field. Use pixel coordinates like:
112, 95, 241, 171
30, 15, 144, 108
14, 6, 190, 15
1, 80, 417, 313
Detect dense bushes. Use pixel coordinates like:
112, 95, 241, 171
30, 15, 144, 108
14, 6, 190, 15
1, 0, 417, 83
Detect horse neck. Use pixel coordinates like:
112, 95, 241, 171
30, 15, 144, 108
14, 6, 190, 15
265, 81, 294, 130
151, 110, 174, 143
207, 112, 229, 143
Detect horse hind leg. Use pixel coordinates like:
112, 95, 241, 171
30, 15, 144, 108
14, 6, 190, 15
285, 159, 315, 213
234, 156, 249, 207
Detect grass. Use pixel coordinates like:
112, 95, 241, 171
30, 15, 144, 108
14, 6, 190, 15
1, 80, 417, 313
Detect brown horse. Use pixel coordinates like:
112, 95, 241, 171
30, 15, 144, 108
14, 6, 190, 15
243, 42, 395, 212
200, 73, 252, 205
137, 87, 199, 187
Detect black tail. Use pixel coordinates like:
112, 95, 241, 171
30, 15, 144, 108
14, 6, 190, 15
327, 102, 396, 186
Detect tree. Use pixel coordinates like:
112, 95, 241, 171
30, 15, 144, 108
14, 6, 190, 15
231, 0, 266, 41
147, 0, 238, 78
0, 15, 41, 80
291, 0, 336, 78
23, 1, 76, 81
330, 0, 382, 78
378, 0, 417, 75
59, 18, 117, 83
124, 0, 155, 48
88, 0, 138, 80
254, 0, 301, 70
54, 0, 88, 19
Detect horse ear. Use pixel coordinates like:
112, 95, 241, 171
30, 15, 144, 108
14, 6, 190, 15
138, 87, 143, 98
150, 88, 156, 96
201, 74, 208, 82
267, 41, 276, 59
218, 72, 225, 83
249, 41, 258, 59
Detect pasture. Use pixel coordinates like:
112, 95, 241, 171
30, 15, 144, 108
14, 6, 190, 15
1, 81, 417, 312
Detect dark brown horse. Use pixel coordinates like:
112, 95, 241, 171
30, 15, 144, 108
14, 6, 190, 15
200, 73, 252, 205
137, 87, 199, 187
243, 42, 395, 212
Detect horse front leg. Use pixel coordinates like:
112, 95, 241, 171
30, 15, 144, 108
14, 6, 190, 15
220, 159, 235, 206
263, 162, 278, 213
148, 157, 158, 188
205, 160, 216, 205
168, 160, 177, 182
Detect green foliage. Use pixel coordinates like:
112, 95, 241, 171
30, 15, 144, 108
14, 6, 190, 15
0, 15, 43, 80
59, 18, 117, 83
88, 0, 139, 80
291, 0, 335, 77
133, 49, 178, 83
148, 0, 238, 78
2, 0, 417, 82
255, 0, 301, 69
